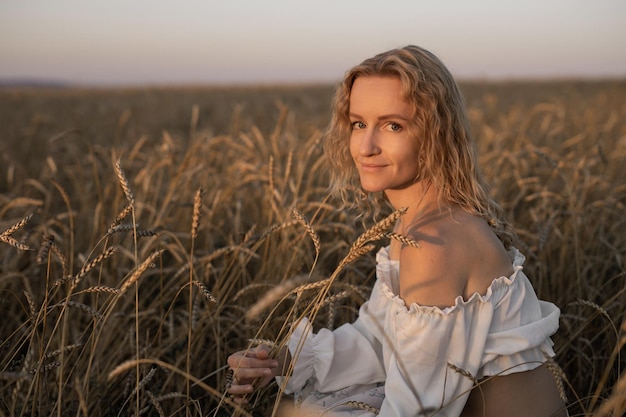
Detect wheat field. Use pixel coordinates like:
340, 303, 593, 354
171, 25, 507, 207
0, 80, 625, 416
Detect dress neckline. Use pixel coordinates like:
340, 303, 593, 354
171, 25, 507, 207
375, 245, 527, 315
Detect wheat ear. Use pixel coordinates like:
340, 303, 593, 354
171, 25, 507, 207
74, 246, 117, 285
0, 212, 33, 237
291, 207, 320, 264
191, 187, 203, 239
119, 250, 165, 294
384, 231, 421, 248
192, 280, 217, 302
114, 159, 135, 204
108, 203, 134, 232
0, 212, 33, 250
145, 391, 165, 417
36, 234, 54, 263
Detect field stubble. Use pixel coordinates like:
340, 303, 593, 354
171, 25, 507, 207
0, 81, 625, 416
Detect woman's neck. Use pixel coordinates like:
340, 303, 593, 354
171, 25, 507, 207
385, 181, 451, 231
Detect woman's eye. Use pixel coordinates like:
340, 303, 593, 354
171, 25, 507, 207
386, 122, 402, 132
351, 121, 366, 130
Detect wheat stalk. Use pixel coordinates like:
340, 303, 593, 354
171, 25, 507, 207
52, 275, 73, 287
244, 220, 299, 246
0, 212, 33, 237
247, 338, 278, 349
50, 177, 71, 210
0, 198, 42, 218
81, 285, 121, 295
192, 280, 217, 303
199, 245, 258, 265
321, 290, 350, 307
339, 401, 380, 415
50, 242, 68, 277
282, 149, 293, 193
322, 290, 351, 330
384, 231, 420, 248
128, 366, 157, 397
338, 243, 377, 269
268, 155, 275, 198
233, 283, 274, 301
154, 392, 186, 401
191, 187, 203, 239
291, 207, 321, 265
447, 362, 476, 382
0, 212, 32, 250
289, 278, 331, 294
241, 224, 258, 243
23, 290, 36, 320
29, 344, 83, 374
48, 301, 102, 319
36, 234, 55, 264
73, 246, 117, 285
107, 224, 156, 237
118, 250, 165, 294
571, 299, 612, 323
349, 207, 406, 252
543, 356, 569, 403
108, 203, 134, 232
145, 391, 165, 417
341, 283, 371, 301
245, 274, 310, 321
114, 159, 135, 204
0, 235, 30, 251
592, 370, 626, 417
35, 361, 61, 374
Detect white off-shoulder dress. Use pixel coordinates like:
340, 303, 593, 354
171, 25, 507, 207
277, 246, 560, 417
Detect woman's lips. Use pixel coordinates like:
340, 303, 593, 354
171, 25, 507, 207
359, 162, 386, 173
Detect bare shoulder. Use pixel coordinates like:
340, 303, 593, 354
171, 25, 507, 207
397, 209, 514, 308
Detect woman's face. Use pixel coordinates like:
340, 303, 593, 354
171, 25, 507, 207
349, 75, 419, 194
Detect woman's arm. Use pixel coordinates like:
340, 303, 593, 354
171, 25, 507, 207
280, 315, 386, 394
228, 304, 388, 402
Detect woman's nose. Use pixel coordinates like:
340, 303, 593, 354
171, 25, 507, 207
360, 129, 381, 156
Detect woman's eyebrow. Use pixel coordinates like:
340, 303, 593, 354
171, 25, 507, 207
349, 112, 410, 121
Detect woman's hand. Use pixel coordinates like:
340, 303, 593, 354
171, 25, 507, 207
226, 344, 290, 404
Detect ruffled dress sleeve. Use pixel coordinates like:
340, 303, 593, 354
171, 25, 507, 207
278, 297, 388, 394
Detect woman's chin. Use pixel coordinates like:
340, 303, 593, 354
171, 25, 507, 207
360, 185, 384, 194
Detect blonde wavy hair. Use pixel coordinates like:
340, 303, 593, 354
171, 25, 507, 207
323, 45, 516, 248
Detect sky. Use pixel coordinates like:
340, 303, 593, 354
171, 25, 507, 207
1, 0, 625, 86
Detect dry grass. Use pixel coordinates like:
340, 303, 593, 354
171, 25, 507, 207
0, 80, 624, 416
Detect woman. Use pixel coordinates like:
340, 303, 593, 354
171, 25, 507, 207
228, 45, 567, 417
